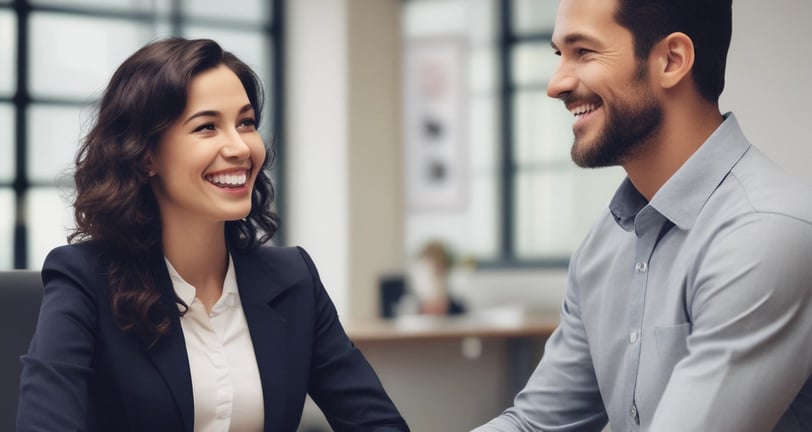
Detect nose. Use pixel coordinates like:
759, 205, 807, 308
546, 60, 577, 99
221, 129, 252, 160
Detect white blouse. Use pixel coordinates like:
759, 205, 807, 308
165, 256, 264, 432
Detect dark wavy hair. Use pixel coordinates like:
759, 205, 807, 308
616, 0, 733, 102
69, 37, 279, 345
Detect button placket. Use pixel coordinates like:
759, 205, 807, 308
626, 211, 667, 431
629, 404, 640, 424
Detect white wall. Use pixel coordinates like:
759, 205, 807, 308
285, 0, 403, 320
720, 0, 812, 183
286, 0, 350, 314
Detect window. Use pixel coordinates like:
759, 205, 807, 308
403, 0, 623, 267
0, 0, 283, 269
0, 10, 14, 95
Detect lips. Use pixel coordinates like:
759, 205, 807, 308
205, 170, 249, 188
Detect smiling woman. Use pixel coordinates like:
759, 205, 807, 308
16, 38, 409, 432
149, 65, 266, 238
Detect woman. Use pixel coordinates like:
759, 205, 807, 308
17, 38, 409, 432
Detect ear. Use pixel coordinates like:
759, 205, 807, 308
651, 32, 695, 90
143, 153, 157, 178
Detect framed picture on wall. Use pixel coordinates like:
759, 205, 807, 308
403, 36, 468, 211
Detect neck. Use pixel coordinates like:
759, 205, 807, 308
623, 100, 723, 201
161, 218, 229, 300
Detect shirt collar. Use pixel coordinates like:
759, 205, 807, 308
609, 113, 751, 231
164, 254, 239, 311
219, 256, 239, 309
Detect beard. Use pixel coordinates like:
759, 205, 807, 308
570, 77, 663, 168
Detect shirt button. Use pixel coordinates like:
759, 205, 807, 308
635, 262, 648, 273
629, 331, 639, 344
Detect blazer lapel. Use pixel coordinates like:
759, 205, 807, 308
146, 255, 195, 432
233, 250, 295, 432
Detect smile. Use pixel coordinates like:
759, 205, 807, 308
570, 102, 601, 119
205, 170, 249, 188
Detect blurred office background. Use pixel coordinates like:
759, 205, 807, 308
1, 0, 811, 430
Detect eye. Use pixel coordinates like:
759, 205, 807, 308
238, 118, 257, 129
193, 123, 216, 133
577, 48, 594, 58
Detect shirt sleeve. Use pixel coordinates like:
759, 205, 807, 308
472, 247, 608, 432
650, 213, 812, 431
296, 247, 410, 432
17, 245, 98, 432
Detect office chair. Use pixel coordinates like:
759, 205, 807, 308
0, 270, 43, 431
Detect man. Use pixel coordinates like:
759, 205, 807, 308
473, 0, 812, 431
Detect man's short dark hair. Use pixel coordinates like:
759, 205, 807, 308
615, 0, 733, 102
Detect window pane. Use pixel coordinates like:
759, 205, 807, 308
470, 95, 499, 171
468, 174, 499, 259
470, 47, 498, 94
0, 104, 14, 182
0, 189, 12, 269
182, 0, 270, 25
403, 0, 468, 37
512, 0, 557, 35
27, 188, 74, 269
0, 11, 15, 96
30, 0, 169, 14
513, 90, 572, 165
29, 13, 156, 99
28, 104, 88, 183
514, 170, 577, 258
511, 42, 558, 87
466, 0, 498, 45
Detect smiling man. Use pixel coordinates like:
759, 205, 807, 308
472, 0, 812, 431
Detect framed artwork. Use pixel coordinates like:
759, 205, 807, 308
403, 36, 468, 211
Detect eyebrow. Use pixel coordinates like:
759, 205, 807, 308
183, 104, 254, 125
551, 32, 603, 51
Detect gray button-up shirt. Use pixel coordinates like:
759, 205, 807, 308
474, 114, 812, 432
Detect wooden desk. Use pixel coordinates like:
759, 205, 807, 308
294, 309, 561, 431
345, 308, 561, 409
345, 307, 560, 342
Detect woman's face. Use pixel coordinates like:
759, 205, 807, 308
148, 64, 265, 230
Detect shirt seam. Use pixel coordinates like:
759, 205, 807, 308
729, 171, 812, 228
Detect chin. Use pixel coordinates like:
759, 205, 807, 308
222, 207, 252, 222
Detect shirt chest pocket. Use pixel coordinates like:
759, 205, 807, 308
654, 322, 691, 369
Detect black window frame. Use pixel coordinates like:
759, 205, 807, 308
0, 0, 286, 269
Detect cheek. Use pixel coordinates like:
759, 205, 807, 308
249, 137, 267, 168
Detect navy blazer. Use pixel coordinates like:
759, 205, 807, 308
17, 241, 409, 432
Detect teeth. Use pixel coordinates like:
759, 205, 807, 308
206, 171, 248, 187
571, 104, 598, 117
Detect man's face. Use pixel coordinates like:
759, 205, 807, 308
547, 0, 662, 168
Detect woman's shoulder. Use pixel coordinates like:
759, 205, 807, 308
245, 245, 310, 264
42, 240, 113, 284
44, 240, 105, 266
237, 245, 319, 282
